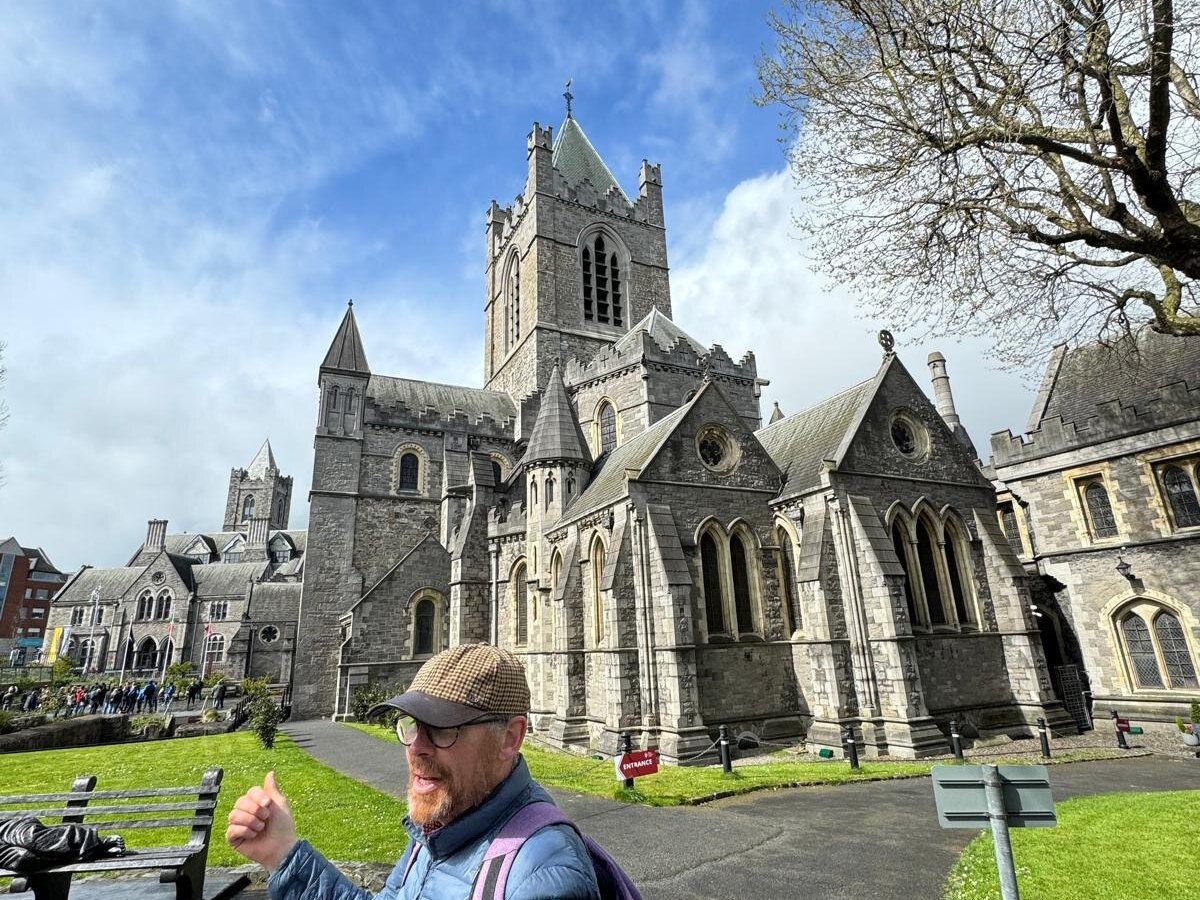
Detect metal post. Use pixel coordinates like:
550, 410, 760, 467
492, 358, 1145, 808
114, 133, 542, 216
1080, 690, 1093, 730
1037, 717, 1051, 759
718, 725, 733, 774
621, 732, 634, 789
982, 764, 1021, 900
842, 725, 860, 771
950, 719, 964, 761
1111, 709, 1128, 750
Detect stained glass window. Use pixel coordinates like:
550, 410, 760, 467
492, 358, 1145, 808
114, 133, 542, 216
1122, 614, 1163, 688
1154, 611, 1198, 688
1085, 482, 1118, 538
1163, 466, 1200, 528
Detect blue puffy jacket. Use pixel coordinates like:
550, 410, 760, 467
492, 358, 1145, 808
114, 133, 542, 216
267, 756, 599, 900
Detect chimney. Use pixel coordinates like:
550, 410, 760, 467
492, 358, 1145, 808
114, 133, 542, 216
926, 352, 962, 429
144, 519, 167, 553
247, 516, 270, 551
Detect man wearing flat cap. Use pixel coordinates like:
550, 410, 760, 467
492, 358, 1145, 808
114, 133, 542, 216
226, 644, 600, 899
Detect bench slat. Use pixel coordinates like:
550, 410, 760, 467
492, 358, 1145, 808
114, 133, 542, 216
84, 816, 214, 830
0, 786, 213, 803
0, 845, 202, 877
0, 800, 216, 819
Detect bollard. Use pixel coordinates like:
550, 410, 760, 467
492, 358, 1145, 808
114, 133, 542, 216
1080, 690, 1093, 730
621, 732, 634, 789
718, 724, 733, 774
842, 725, 860, 771
1037, 717, 1051, 759
950, 719, 964, 761
1111, 709, 1128, 750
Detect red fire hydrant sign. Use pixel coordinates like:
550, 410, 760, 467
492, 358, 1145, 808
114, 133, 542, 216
614, 749, 659, 781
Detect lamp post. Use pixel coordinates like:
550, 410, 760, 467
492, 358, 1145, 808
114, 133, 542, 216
85, 586, 101, 674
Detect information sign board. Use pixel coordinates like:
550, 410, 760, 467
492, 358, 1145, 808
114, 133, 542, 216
614, 749, 659, 781
932, 764, 1056, 829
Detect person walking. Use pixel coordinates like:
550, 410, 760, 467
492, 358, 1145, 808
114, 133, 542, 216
161, 682, 176, 714
2, 685, 16, 711
227, 643, 618, 900
186, 677, 202, 710
212, 680, 227, 711
143, 680, 158, 713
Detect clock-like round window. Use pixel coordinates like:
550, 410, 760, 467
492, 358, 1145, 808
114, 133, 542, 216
151, 571, 165, 584
696, 425, 739, 474
890, 411, 928, 460
259, 625, 280, 645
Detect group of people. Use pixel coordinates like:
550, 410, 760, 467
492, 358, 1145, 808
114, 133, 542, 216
1, 676, 216, 717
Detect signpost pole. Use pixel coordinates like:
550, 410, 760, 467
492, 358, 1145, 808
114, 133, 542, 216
981, 764, 1021, 900
1111, 710, 1128, 750
950, 719, 964, 761
621, 732, 634, 790
1037, 718, 1051, 759
1081, 690, 1093, 730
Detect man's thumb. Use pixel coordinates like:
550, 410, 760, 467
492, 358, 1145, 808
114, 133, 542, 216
264, 770, 287, 806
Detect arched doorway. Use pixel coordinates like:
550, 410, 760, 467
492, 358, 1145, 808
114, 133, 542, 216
135, 637, 158, 672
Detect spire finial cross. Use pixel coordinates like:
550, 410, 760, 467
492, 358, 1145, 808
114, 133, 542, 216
564, 78, 573, 118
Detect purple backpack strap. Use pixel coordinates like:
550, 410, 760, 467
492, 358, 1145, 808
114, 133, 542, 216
399, 840, 421, 887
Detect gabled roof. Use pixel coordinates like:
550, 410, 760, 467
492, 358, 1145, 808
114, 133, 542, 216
192, 561, 270, 598
247, 439, 277, 478
1027, 328, 1200, 432
552, 116, 629, 203
322, 302, 370, 374
613, 307, 706, 356
369, 374, 515, 425
54, 565, 146, 604
755, 376, 877, 500
522, 366, 591, 466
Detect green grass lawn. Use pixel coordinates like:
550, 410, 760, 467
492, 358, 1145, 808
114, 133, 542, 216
944, 790, 1200, 900
0, 732, 409, 866
341, 721, 1130, 807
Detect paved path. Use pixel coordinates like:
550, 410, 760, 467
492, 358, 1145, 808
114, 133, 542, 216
281, 720, 1200, 900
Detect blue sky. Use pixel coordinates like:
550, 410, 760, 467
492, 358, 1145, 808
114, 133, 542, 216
0, 1, 1039, 569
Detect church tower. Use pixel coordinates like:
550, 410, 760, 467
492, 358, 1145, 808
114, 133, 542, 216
224, 439, 293, 530
483, 98, 671, 401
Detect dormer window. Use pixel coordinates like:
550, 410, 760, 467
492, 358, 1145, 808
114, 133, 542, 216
581, 232, 623, 327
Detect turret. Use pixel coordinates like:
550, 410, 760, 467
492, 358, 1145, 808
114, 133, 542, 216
319, 300, 370, 442
927, 351, 978, 458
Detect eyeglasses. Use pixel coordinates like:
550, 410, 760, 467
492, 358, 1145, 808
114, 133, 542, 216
394, 714, 509, 749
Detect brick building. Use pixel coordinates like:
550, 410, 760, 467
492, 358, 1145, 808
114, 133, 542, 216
0, 538, 68, 664
991, 329, 1200, 728
293, 108, 1070, 759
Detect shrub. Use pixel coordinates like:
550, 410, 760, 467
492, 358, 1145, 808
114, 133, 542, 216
201, 707, 223, 724
350, 682, 394, 726
1191, 700, 1200, 724
14, 674, 36, 693
1178, 716, 1188, 733
164, 662, 193, 694
130, 714, 171, 735
0, 711, 11, 734
203, 671, 225, 688
250, 695, 282, 750
241, 677, 271, 703
49, 659, 74, 689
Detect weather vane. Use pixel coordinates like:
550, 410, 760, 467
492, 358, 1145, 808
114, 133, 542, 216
564, 78, 573, 118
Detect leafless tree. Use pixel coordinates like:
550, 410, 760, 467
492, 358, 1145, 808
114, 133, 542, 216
759, 0, 1200, 364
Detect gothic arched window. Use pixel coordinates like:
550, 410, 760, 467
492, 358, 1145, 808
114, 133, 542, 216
326, 386, 340, 430
1163, 466, 1200, 528
916, 517, 947, 625
491, 460, 504, 486
1084, 481, 1118, 538
414, 598, 435, 657
597, 402, 617, 456
399, 453, 419, 492
508, 253, 521, 348
1154, 611, 1199, 688
1122, 613, 1164, 688
136, 590, 153, 622
242, 496, 255, 521
944, 521, 975, 626
514, 564, 528, 646
530, 479, 537, 508
891, 521, 919, 626
71, 605, 85, 626
343, 388, 357, 432
155, 590, 172, 621
776, 525, 800, 633
729, 533, 755, 634
581, 232, 623, 326
545, 477, 555, 508
591, 537, 605, 647
136, 637, 158, 671
700, 532, 726, 635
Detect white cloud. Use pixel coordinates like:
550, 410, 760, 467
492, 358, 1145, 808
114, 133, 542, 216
670, 168, 1037, 449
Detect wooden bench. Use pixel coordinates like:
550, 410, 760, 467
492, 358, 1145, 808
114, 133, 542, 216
0, 768, 236, 900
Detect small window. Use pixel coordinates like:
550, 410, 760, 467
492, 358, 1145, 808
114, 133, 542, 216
515, 566, 528, 646
71, 606, 85, 626
242, 496, 255, 521
598, 403, 617, 456
399, 453, 419, 492
581, 233, 623, 326
271, 546, 291, 564
545, 477, 555, 508
259, 625, 280, 645
591, 539, 606, 647
998, 502, 1020, 549
414, 598, 435, 656
491, 460, 504, 486
1083, 481, 1118, 538
1163, 466, 1200, 528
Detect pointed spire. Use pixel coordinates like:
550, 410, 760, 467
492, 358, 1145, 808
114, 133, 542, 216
564, 78, 573, 119
770, 402, 785, 424
552, 116, 629, 202
522, 366, 592, 466
321, 300, 370, 374
247, 439, 277, 478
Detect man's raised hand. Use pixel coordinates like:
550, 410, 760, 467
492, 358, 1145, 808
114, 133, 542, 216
225, 771, 297, 872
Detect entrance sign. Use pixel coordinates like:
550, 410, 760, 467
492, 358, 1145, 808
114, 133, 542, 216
1115, 716, 1131, 733
614, 749, 659, 782
932, 764, 1056, 900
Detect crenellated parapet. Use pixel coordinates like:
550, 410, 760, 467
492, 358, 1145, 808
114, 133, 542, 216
991, 379, 1200, 465
365, 398, 516, 442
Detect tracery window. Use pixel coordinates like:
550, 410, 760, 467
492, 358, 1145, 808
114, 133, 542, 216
1082, 481, 1118, 538
1162, 465, 1200, 528
581, 233, 623, 326
891, 522, 919, 626
597, 402, 617, 456
944, 521, 975, 626
915, 517, 947, 625
1120, 606, 1199, 690
729, 533, 755, 635
242, 496, 255, 521
154, 590, 172, 621
700, 532, 725, 635
136, 590, 153, 622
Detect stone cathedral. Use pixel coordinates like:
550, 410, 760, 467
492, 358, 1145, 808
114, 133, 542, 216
292, 111, 1072, 760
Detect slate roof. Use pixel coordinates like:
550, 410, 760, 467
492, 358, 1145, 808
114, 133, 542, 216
613, 307, 707, 356
192, 562, 270, 598
1031, 328, 1200, 431
552, 116, 629, 203
247, 439, 277, 477
322, 302, 370, 374
522, 366, 591, 465
755, 378, 876, 499
55, 566, 145, 603
369, 375, 516, 425
557, 403, 691, 526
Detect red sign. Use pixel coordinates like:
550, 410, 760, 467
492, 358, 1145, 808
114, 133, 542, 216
614, 749, 659, 781
1115, 717, 1131, 733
